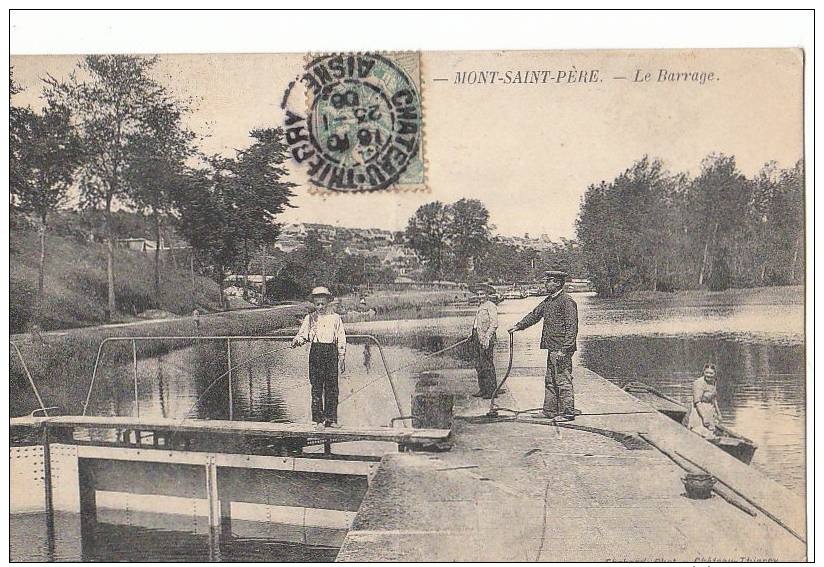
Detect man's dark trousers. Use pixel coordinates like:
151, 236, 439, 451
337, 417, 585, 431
545, 351, 574, 417
309, 342, 339, 423
474, 330, 497, 396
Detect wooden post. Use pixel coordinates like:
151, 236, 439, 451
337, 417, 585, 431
42, 427, 55, 545
190, 250, 196, 311
205, 455, 222, 560
227, 339, 233, 421
78, 459, 98, 551
411, 391, 454, 429
260, 245, 267, 303
205, 456, 220, 528
132, 340, 140, 418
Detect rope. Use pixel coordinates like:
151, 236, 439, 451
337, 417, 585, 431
487, 331, 515, 414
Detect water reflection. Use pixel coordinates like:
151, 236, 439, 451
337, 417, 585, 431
579, 336, 805, 495
9, 289, 807, 561
8, 512, 340, 562
14, 293, 806, 495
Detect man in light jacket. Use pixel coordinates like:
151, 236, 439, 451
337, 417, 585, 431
472, 283, 499, 399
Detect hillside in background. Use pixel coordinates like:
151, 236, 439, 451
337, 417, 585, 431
10, 228, 222, 333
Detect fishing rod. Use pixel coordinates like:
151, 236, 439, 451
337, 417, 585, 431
338, 337, 472, 407
389, 337, 471, 374
184, 335, 472, 418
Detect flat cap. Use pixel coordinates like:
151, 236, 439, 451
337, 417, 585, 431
543, 270, 568, 281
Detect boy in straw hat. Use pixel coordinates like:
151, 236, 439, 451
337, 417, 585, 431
291, 286, 347, 428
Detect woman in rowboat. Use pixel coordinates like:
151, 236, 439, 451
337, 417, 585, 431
684, 363, 722, 439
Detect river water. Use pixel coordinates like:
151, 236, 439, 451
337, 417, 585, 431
10, 287, 806, 561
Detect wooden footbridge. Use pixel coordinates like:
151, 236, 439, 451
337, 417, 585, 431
10, 415, 451, 450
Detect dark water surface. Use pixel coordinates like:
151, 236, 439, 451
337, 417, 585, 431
10, 288, 806, 561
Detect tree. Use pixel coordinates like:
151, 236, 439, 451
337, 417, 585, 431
475, 240, 532, 283
576, 157, 685, 295
10, 67, 34, 213
686, 154, 750, 289
212, 128, 297, 295
44, 54, 188, 320
125, 97, 196, 301
446, 198, 491, 278
290, 231, 338, 290
535, 238, 586, 281
335, 254, 369, 288
575, 152, 801, 296
175, 128, 296, 307
10, 101, 83, 303
748, 160, 804, 286
576, 180, 623, 296
174, 168, 242, 309
405, 201, 450, 280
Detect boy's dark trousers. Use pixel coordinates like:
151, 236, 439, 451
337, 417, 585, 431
309, 343, 339, 423
473, 330, 497, 396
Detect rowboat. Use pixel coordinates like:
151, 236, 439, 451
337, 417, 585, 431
623, 381, 758, 464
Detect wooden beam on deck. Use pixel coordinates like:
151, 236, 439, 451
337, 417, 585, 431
10, 415, 451, 446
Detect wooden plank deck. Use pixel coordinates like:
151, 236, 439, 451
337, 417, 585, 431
9, 415, 451, 445
337, 367, 806, 562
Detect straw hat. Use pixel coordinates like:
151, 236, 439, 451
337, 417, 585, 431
311, 286, 332, 297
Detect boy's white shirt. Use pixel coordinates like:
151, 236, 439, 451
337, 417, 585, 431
473, 300, 499, 348
296, 311, 347, 357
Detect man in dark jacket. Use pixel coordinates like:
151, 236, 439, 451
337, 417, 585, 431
508, 271, 579, 420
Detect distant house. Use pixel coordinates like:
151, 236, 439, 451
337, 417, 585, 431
303, 223, 337, 241
117, 237, 153, 251
281, 223, 307, 238
379, 246, 420, 275
344, 246, 371, 256
115, 237, 190, 252
365, 228, 393, 244
274, 238, 302, 253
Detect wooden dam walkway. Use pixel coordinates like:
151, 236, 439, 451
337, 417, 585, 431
9, 415, 450, 448
337, 366, 807, 562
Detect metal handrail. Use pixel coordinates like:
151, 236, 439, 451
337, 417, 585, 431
10, 341, 48, 416
82, 334, 403, 419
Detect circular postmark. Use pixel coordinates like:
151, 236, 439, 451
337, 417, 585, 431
282, 53, 423, 192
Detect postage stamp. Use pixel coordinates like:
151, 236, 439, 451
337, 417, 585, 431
281, 52, 424, 193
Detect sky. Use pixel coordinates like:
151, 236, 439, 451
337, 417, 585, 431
11, 49, 804, 239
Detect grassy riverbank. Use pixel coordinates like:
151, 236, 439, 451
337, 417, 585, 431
10, 229, 222, 333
